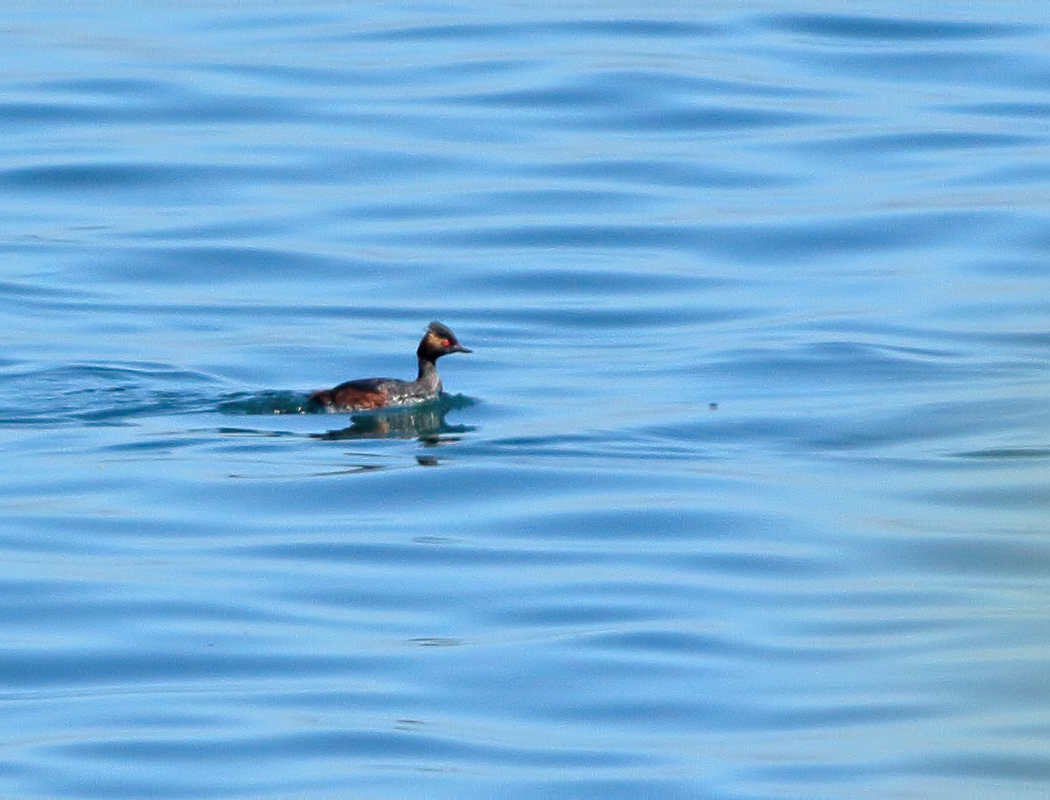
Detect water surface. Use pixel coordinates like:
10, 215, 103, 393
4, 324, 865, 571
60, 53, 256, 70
2, 2, 1050, 798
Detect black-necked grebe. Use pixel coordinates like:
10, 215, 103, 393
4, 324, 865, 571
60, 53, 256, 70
307, 321, 471, 412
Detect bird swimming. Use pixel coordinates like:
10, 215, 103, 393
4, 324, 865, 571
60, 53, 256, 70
306, 321, 471, 412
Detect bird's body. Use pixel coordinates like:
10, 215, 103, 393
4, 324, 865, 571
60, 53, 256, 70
307, 321, 470, 412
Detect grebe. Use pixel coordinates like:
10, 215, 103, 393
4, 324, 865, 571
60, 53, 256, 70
307, 321, 470, 412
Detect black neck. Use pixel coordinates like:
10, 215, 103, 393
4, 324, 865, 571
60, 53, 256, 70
415, 356, 442, 392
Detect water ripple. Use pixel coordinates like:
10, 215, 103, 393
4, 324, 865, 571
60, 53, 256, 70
3, 2, 1050, 798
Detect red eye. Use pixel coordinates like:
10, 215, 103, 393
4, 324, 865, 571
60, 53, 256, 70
442, 338, 451, 346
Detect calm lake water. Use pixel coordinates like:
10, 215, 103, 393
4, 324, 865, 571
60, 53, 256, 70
3, 1, 1050, 797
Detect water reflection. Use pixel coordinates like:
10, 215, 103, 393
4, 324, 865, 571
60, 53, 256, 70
217, 391, 476, 444
311, 403, 474, 444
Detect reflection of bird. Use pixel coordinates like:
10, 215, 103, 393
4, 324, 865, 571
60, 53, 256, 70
310, 402, 474, 442
307, 321, 471, 412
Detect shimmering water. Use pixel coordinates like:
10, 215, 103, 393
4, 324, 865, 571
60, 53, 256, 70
3, 2, 1050, 797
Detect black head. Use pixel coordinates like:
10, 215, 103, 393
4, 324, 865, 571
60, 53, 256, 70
417, 320, 471, 361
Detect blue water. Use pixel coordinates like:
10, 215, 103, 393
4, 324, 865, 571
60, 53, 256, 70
3, 2, 1050, 797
